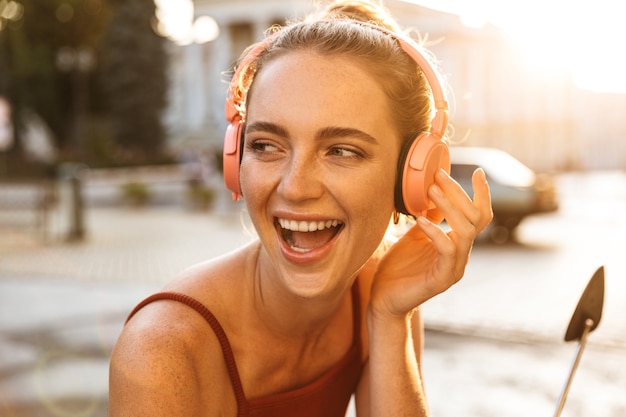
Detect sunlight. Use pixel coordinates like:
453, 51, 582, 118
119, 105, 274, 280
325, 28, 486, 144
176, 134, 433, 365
153, 0, 219, 45
154, 0, 194, 44
193, 15, 219, 45
404, 0, 626, 93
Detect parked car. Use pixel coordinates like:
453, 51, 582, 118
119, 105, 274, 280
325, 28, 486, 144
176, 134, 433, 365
449, 147, 559, 242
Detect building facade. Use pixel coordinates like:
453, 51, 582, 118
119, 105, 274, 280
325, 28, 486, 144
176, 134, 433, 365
165, 0, 626, 171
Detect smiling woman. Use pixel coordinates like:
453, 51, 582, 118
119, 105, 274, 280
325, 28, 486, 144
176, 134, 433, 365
109, 1, 493, 416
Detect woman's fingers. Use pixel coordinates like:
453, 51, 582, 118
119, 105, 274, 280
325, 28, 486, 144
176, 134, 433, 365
374, 168, 493, 313
417, 168, 493, 279
429, 168, 492, 236
471, 168, 494, 233
426, 172, 474, 251
416, 215, 461, 283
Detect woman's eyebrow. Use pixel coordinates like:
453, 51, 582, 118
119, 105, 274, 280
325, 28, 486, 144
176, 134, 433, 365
317, 126, 379, 144
245, 122, 379, 144
245, 121, 288, 138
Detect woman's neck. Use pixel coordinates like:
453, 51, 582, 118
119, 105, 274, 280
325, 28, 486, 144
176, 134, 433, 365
249, 242, 353, 341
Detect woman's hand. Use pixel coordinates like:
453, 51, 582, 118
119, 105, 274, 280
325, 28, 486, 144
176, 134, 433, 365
370, 168, 493, 320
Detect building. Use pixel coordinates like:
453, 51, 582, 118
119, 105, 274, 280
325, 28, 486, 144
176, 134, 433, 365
165, 0, 626, 171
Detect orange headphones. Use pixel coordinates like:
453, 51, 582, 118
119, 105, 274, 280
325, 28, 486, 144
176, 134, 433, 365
223, 22, 449, 216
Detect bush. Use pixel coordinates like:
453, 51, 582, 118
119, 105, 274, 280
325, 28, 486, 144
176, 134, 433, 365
187, 182, 215, 210
120, 181, 150, 206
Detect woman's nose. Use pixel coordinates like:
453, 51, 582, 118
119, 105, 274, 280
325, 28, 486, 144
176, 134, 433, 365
277, 153, 324, 202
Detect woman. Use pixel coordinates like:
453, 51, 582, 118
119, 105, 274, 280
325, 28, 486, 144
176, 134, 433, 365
109, 1, 493, 416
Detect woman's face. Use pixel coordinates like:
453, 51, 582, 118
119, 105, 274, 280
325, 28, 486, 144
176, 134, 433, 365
240, 51, 401, 298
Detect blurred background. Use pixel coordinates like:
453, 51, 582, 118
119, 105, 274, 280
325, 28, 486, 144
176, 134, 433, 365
1, 0, 625, 416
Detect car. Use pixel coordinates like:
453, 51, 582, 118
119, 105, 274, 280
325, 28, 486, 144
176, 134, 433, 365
449, 146, 559, 242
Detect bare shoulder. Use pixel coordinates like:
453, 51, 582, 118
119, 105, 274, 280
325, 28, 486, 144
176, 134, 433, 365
163, 241, 260, 309
109, 244, 259, 416
109, 291, 236, 416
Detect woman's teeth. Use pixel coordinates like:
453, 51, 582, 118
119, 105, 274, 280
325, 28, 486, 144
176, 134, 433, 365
277, 218, 341, 232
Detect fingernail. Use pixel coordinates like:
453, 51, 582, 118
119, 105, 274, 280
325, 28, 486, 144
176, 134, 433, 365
418, 215, 430, 226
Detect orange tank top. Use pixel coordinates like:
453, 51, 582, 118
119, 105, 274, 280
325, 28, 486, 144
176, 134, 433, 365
126, 283, 363, 417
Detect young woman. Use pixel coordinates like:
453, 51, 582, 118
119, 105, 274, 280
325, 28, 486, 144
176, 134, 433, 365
109, 1, 493, 416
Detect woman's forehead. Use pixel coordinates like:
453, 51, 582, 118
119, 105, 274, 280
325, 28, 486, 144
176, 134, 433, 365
246, 51, 400, 147
250, 53, 387, 111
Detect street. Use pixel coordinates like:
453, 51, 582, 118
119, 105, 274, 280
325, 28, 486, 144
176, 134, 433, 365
421, 171, 626, 416
1, 171, 625, 416
422, 171, 626, 349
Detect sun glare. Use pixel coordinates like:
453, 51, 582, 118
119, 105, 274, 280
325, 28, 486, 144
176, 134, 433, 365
406, 0, 626, 94
153, 0, 219, 45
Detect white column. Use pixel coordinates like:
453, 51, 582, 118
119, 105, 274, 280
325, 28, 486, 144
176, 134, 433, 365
183, 42, 206, 131
210, 29, 233, 143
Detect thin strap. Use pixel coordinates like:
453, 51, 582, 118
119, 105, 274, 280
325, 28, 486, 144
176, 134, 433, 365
125, 292, 249, 411
125, 282, 362, 415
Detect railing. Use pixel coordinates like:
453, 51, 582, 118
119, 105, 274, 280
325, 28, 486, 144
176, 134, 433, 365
0, 180, 56, 241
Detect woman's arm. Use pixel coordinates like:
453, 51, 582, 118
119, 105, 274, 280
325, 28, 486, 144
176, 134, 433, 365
356, 168, 492, 416
109, 303, 234, 417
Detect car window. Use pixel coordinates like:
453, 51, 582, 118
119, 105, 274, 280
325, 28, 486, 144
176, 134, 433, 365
450, 164, 480, 181
478, 152, 535, 187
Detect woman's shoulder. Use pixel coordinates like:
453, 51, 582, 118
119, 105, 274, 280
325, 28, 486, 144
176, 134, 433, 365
109, 295, 237, 415
117, 242, 259, 354
111, 248, 243, 367
164, 241, 259, 308
128, 241, 259, 334
108, 244, 259, 415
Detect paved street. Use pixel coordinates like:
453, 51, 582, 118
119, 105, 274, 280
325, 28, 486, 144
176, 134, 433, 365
1, 171, 625, 416
424, 171, 626, 349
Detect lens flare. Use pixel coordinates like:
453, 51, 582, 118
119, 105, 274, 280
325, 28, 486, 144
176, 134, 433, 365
34, 350, 103, 417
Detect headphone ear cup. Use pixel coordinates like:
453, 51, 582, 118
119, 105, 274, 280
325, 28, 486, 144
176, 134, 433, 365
399, 133, 450, 216
223, 121, 244, 200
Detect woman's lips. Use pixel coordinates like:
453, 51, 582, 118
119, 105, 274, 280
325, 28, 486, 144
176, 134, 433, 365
275, 217, 344, 263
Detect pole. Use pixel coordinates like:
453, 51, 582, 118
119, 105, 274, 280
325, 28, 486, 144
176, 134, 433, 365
553, 318, 594, 417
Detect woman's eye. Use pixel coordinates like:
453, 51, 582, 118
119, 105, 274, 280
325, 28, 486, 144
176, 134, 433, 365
329, 146, 362, 158
248, 140, 278, 153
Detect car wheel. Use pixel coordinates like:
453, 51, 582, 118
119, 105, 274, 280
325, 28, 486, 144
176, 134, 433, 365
489, 216, 522, 244
489, 224, 511, 244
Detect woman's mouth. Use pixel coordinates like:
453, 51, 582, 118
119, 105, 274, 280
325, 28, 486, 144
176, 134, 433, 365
276, 218, 344, 253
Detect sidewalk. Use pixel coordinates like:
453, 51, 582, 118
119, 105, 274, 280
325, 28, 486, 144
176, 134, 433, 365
1, 175, 626, 416
0, 195, 255, 417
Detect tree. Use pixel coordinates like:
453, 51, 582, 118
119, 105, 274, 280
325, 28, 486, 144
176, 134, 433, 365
0, 0, 169, 171
0, 0, 112, 173
99, 0, 168, 166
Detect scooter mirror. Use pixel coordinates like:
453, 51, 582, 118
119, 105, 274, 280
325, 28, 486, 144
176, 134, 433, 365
564, 266, 605, 342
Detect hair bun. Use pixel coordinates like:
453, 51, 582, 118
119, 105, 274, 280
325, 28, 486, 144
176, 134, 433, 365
324, 0, 401, 32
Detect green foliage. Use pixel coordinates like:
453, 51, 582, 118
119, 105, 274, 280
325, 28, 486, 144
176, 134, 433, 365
187, 182, 216, 210
99, 0, 168, 166
120, 181, 150, 206
0, 0, 113, 155
0, 0, 169, 170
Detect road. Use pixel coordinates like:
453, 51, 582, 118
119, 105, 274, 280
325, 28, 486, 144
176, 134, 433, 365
420, 171, 626, 416
422, 171, 626, 349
